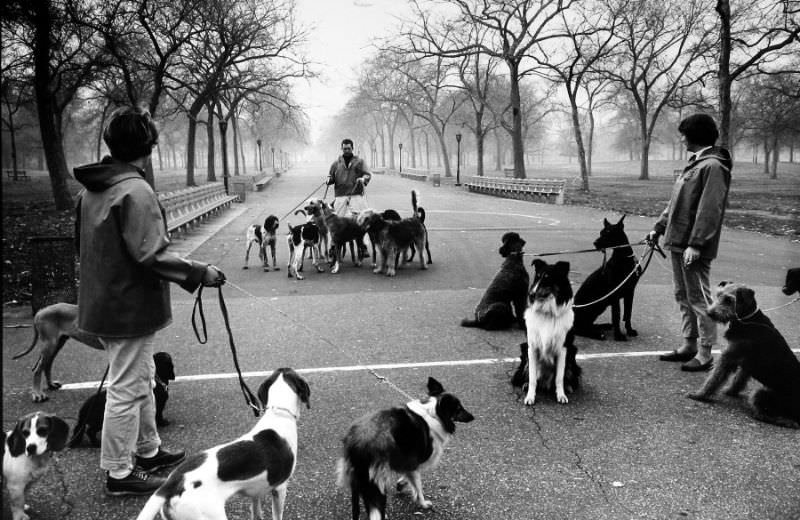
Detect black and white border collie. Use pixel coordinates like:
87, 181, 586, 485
524, 259, 575, 406
136, 368, 310, 520
337, 377, 474, 520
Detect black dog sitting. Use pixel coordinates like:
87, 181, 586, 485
461, 232, 529, 330
782, 267, 800, 295
573, 215, 640, 341
688, 282, 800, 429
68, 352, 176, 447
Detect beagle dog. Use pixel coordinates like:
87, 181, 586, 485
136, 367, 310, 520
244, 215, 280, 271
3, 412, 69, 520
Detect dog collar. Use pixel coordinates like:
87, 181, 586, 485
406, 399, 447, 444
738, 307, 760, 321
265, 406, 298, 420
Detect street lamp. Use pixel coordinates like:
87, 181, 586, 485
455, 132, 462, 186
398, 143, 403, 173
271, 146, 275, 169
256, 139, 263, 172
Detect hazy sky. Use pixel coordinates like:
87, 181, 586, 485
294, 0, 411, 145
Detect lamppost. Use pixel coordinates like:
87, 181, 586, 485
256, 139, 263, 172
271, 146, 275, 169
399, 143, 403, 173
455, 132, 462, 186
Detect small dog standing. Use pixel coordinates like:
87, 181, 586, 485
3, 412, 69, 520
358, 208, 402, 267
365, 190, 431, 277
461, 232, 529, 330
136, 367, 310, 520
337, 377, 474, 520
244, 215, 280, 271
523, 259, 576, 406
69, 352, 176, 447
573, 215, 640, 341
316, 200, 367, 274
286, 210, 326, 280
688, 282, 800, 428
13, 302, 104, 402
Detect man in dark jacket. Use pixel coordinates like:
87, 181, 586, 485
647, 114, 732, 372
74, 106, 225, 496
327, 138, 371, 216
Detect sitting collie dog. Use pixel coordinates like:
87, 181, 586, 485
337, 377, 474, 520
523, 259, 575, 406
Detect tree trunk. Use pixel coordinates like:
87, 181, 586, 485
185, 103, 202, 186
433, 124, 452, 177
206, 107, 215, 182
508, 62, 526, 179
763, 137, 770, 175
96, 103, 109, 161
587, 110, 595, 177
568, 95, 590, 191
769, 135, 778, 179
218, 118, 229, 192
494, 128, 502, 172
32, 0, 72, 210
407, 115, 417, 168
232, 116, 240, 175
716, 0, 733, 149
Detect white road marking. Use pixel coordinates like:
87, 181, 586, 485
56, 349, 800, 390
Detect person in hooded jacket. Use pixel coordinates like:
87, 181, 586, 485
647, 113, 732, 373
73, 106, 226, 496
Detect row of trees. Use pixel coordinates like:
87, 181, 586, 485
1, 0, 313, 209
330, 0, 798, 189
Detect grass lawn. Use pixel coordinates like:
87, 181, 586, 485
2, 160, 798, 305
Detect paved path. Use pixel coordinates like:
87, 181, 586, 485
3, 164, 799, 520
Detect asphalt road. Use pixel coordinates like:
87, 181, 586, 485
3, 163, 799, 520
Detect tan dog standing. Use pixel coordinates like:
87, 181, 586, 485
13, 303, 103, 402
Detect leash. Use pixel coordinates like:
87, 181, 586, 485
192, 285, 262, 417
527, 242, 658, 258
570, 244, 660, 309
222, 279, 416, 402
277, 181, 327, 222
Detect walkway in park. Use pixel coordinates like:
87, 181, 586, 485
2, 163, 799, 520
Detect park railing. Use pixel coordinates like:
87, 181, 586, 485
158, 182, 239, 234
464, 176, 567, 205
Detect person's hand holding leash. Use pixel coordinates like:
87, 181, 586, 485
645, 230, 660, 247
202, 265, 226, 287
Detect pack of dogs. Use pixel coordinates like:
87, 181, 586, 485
5, 208, 799, 519
244, 190, 432, 279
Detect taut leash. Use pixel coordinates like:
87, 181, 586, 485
192, 285, 262, 416
278, 181, 327, 222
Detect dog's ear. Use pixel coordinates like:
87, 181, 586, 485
734, 286, 756, 316
554, 261, 571, 278
603, 218, 611, 227
43, 415, 69, 452
7, 416, 29, 457
531, 258, 546, 272
717, 280, 731, 288
427, 377, 445, 397
285, 371, 311, 409
618, 213, 626, 225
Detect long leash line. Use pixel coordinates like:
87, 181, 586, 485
192, 285, 262, 416
221, 279, 415, 402
66, 364, 109, 448
277, 180, 327, 222
571, 245, 659, 309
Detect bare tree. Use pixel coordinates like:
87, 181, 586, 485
601, 0, 715, 180
716, 0, 799, 149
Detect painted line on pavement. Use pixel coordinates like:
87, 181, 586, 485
57, 348, 800, 390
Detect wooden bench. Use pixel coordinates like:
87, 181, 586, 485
5, 169, 30, 181
371, 167, 386, 175
400, 168, 428, 182
254, 175, 272, 191
672, 168, 683, 180
503, 167, 515, 178
465, 176, 567, 205
158, 182, 238, 234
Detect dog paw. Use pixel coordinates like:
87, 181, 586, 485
243, 265, 249, 269
373, 268, 382, 274
331, 264, 340, 274
31, 392, 50, 403
523, 392, 537, 406
626, 328, 638, 337
387, 270, 396, 277
418, 499, 433, 509
613, 333, 628, 341
263, 267, 270, 272
156, 418, 170, 427
722, 388, 742, 398
687, 392, 712, 403
48, 381, 63, 390
557, 392, 569, 404
273, 266, 280, 271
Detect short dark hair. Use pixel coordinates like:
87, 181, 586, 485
103, 106, 159, 162
341, 138, 354, 148
678, 114, 719, 147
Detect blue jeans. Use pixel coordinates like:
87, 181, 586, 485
99, 334, 160, 474
670, 252, 717, 348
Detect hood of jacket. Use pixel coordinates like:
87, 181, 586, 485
689, 146, 733, 171
73, 156, 146, 192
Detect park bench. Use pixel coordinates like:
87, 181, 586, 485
465, 176, 567, 205
5, 169, 30, 181
254, 175, 272, 191
371, 167, 386, 175
400, 168, 429, 182
503, 167, 515, 178
158, 182, 238, 234
673, 168, 683, 179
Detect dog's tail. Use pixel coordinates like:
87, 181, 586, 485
411, 189, 426, 222
135, 492, 167, 520
12, 325, 40, 359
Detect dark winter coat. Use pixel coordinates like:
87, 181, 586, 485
327, 155, 371, 197
74, 157, 206, 337
654, 147, 732, 260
